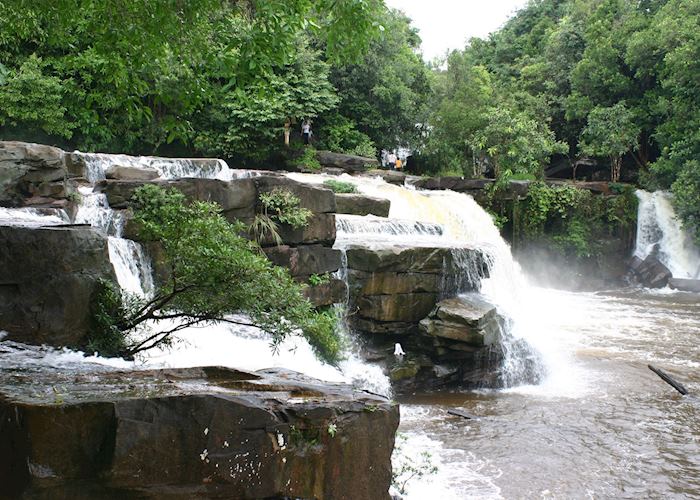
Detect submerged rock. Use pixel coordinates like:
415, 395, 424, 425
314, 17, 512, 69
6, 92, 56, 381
0, 365, 398, 499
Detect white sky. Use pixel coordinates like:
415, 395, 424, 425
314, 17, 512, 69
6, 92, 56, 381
384, 0, 530, 61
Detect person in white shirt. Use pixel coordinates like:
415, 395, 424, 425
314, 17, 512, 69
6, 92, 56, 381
387, 152, 397, 169
301, 120, 312, 145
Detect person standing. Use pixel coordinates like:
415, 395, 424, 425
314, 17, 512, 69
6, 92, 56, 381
301, 120, 312, 145
387, 151, 397, 170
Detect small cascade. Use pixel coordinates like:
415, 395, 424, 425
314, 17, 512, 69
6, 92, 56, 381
635, 190, 700, 279
74, 187, 124, 236
335, 214, 444, 248
0, 207, 69, 227
73, 151, 235, 182
107, 237, 155, 297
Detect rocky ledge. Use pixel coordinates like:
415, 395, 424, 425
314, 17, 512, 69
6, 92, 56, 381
0, 361, 398, 499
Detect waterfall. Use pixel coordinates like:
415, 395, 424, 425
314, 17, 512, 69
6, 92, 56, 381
635, 190, 700, 279
107, 237, 154, 297
319, 174, 547, 387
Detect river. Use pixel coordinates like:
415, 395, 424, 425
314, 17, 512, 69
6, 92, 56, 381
397, 286, 700, 499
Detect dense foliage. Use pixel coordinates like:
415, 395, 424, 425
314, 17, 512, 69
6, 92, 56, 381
87, 185, 341, 363
0, 0, 429, 163
421, 0, 700, 242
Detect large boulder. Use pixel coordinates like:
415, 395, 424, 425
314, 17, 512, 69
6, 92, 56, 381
335, 193, 390, 217
0, 141, 68, 205
356, 293, 439, 323
360, 169, 406, 185
264, 245, 342, 278
346, 246, 450, 274
411, 177, 493, 192
255, 175, 336, 214
316, 151, 378, 173
629, 254, 672, 288
0, 365, 398, 499
419, 295, 501, 346
0, 225, 116, 347
257, 213, 336, 248
303, 278, 348, 307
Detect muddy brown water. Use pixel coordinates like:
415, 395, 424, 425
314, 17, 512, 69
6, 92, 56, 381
396, 288, 700, 499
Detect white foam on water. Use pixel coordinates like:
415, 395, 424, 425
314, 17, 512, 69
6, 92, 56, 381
0, 207, 69, 227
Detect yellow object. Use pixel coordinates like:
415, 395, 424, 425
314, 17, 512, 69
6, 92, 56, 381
395, 159, 403, 170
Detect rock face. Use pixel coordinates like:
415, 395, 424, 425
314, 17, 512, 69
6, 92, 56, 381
316, 151, 378, 173
335, 193, 390, 217
344, 245, 497, 392
303, 278, 348, 307
98, 178, 257, 222
629, 254, 672, 288
264, 245, 342, 280
0, 141, 74, 207
0, 365, 398, 499
0, 225, 116, 347
359, 169, 406, 185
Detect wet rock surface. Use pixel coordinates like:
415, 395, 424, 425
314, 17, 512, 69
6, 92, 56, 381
335, 193, 390, 217
343, 245, 500, 392
0, 225, 116, 348
0, 361, 398, 500
629, 254, 673, 288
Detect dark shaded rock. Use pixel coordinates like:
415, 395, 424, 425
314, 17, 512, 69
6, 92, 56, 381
350, 318, 418, 336
0, 141, 67, 205
0, 225, 116, 347
264, 245, 342, 277
335, 193, 390, 217
302, 278, 348, 307
411, 177, 493, 192
258, 213, 336, 247
105, 165, 159, 181
355, 293, 438, 323
630, 254, 672, 288
348, 270, 440, 295
346, 246, 450, 274
0, 366, 398, 500
316, 150, 378, 173
668, 278, 700, 293
255, 175, 336, 214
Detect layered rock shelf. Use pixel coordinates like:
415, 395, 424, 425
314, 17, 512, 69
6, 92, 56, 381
343, 245, 502, 392
0, 364, 398, 499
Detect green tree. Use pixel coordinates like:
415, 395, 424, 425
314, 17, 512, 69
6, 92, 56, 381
471, 107, 567, 179
89, 185, 341, 363
579, 102, 640, 182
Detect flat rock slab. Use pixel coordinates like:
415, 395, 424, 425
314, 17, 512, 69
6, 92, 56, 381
335, 193, 390, 217
0, 363, 398, 500
419, 295, 501, 346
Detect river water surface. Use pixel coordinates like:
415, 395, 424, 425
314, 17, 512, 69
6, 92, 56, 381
398, 286, 700, 499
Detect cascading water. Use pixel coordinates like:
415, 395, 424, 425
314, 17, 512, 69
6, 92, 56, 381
635, 190, 700, 279
288, 172, 548, 387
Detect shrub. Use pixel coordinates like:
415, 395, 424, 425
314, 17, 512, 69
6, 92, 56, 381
323, 179, 357, 193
